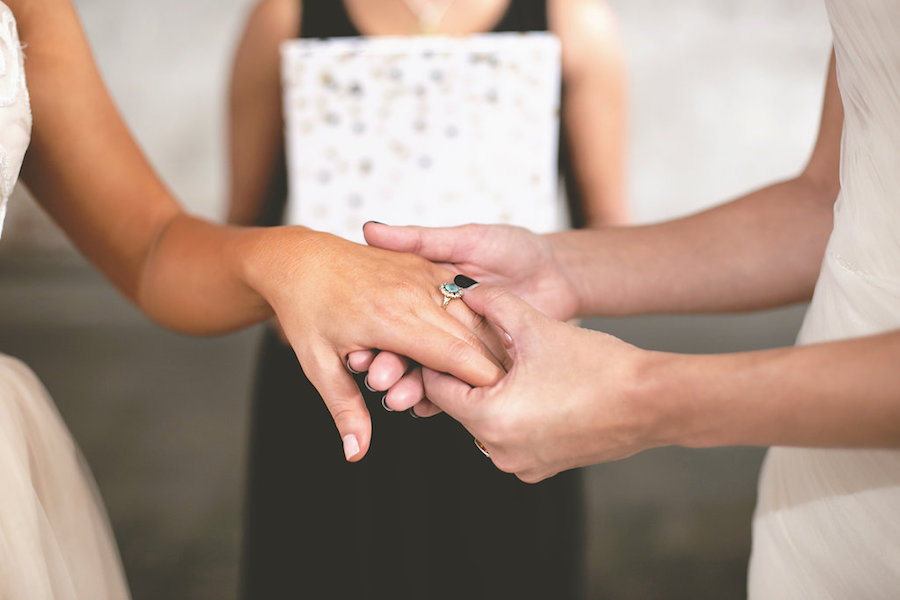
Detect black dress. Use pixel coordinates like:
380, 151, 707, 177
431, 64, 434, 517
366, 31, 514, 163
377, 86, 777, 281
240, 2, 586, 598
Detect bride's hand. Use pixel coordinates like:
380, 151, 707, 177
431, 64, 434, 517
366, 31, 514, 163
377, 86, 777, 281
346, 281, 512, 415
230, 227, 506, 461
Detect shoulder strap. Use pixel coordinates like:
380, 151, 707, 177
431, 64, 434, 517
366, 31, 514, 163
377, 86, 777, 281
300, 0, 361, 38
493, 0, 548, 33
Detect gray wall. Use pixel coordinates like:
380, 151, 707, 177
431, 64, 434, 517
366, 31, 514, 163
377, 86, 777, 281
0, 1, 832, 598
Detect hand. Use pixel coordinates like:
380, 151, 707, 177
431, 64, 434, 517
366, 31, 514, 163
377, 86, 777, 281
422, 285, 662, 483
236, 227, 506, 461
363, 222, 582, 321
347, 277, 510, 416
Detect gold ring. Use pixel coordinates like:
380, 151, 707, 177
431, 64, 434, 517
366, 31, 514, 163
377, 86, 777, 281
474, 438, 490, 457
440, 282, 462, 309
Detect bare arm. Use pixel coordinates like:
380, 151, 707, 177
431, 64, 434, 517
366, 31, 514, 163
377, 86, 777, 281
365, 53, 842, 318
423, 286, 900, 483
550, 0, 628, 226
558, 52, 842, 315
12, 0, 503, 460
226, 0, 300, 226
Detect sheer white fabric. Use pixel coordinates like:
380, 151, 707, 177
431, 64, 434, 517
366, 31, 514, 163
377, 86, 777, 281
0, 356, 131, 600
0, 0, 30, 237
0, 3, 131, 598
749, 1, 900, 597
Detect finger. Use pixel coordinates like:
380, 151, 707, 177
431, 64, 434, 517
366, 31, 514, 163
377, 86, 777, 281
365, 351, 408, 391
410, 397, 442, 418
385, 319, 504, 388
346, 349, 376, 373
460, 285, 544, 351
363, 222, 474, 263
383, 367, 426, 412
301, 348, 372, 462
421, 366, 478, 422
445, 296, 512, 372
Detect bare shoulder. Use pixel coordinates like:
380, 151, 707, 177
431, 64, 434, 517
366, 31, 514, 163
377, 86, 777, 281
242, 0, 302, 47
548, 0, 618, 38
547, 0, 624, 79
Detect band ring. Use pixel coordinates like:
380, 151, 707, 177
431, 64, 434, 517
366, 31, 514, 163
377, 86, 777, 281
440, 282, 462, 309
474, 438, 490, 457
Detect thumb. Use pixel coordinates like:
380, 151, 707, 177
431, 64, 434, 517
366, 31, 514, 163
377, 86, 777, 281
460, 285, 545, 351
363, 222, 472, 263
301, 350, 373, 462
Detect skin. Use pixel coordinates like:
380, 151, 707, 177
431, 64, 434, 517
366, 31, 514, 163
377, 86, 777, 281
227, 0, 627, 229
9, 0, 504, 462
226, 0, 628, 412
365, 54, 900, 482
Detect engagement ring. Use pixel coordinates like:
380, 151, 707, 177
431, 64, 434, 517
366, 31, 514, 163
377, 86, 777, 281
440, 282, 462, 309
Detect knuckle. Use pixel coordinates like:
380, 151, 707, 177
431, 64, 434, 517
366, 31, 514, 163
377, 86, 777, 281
443, 336, 476, 366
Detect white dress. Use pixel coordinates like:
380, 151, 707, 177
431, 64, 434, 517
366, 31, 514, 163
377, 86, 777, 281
749, 1, 900, 598
0, 3, 130, 599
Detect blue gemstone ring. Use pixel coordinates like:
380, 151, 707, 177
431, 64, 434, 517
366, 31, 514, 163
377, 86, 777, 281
439, 282, 462, 309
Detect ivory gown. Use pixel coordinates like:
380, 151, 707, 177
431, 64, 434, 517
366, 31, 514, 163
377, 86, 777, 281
0, 2, 130, 598
749, 1, 900, 597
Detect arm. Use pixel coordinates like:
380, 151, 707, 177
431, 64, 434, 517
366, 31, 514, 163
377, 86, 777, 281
13, 0, 503, 460
226, 0, 299, 226
550, 0, 628, 226
549, 50, 842, 315
364, 53, 842, 319
423, 286, 900, 483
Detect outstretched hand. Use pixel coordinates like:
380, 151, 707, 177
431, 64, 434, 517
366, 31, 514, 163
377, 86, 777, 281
421, 284, 661, 483
363, 222, 582, 321
243, 227, 507, 461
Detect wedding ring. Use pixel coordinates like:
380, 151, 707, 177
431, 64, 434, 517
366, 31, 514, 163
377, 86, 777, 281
440, 282, 462, 309
474, 438, 490, 457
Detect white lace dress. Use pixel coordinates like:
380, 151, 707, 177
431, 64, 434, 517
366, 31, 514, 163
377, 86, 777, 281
749, 1, 900, 597
0, 3, 130, 599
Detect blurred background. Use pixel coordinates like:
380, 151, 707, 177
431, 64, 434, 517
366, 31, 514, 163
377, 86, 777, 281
0, 0, 831, 598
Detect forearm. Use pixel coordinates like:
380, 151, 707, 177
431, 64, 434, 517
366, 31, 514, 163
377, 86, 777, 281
135, 214, 284, 334
550, 173, 836, 317
641, 330, 900, 449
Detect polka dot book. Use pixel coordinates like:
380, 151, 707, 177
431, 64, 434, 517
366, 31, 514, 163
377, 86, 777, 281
280, 33, 563, 244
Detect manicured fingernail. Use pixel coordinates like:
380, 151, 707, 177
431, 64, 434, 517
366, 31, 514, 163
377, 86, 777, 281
381, 395, 393, 412
503, 331, 513, 346
346, 356, 360, 375
364, 377, 376, 393
408, 407, 421, 419
342, 434, 360, 460
454, 274, 479, 289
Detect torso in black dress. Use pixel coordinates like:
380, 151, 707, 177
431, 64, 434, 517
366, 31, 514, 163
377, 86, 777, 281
241, 2, 586, 598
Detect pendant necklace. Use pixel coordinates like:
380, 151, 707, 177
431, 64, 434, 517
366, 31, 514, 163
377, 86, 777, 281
401, 0, 457, 34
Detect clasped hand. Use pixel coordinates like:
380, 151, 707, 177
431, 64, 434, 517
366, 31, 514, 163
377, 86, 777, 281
358, 222, 663, 483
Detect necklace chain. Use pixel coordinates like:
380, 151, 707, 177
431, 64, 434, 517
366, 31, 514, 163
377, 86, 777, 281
401, 0, 457, 34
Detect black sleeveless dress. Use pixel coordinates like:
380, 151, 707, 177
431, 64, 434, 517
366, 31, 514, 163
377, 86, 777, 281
240, 2, 586, 598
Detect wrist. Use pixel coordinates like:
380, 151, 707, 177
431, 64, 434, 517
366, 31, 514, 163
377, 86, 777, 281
546, 230, 597, 318
223, 224, 326, 312
629, 350, 701, 450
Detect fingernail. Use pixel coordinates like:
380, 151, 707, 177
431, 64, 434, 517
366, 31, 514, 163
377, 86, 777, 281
363, 220, 385, 227
503, 332, 513, 346
381, 395, 393, 412
408, 407, 421, 420
342, 434, 360, 460
454, 274, 479, 289
364, 377, 376, 393
346, 356, 360, 375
